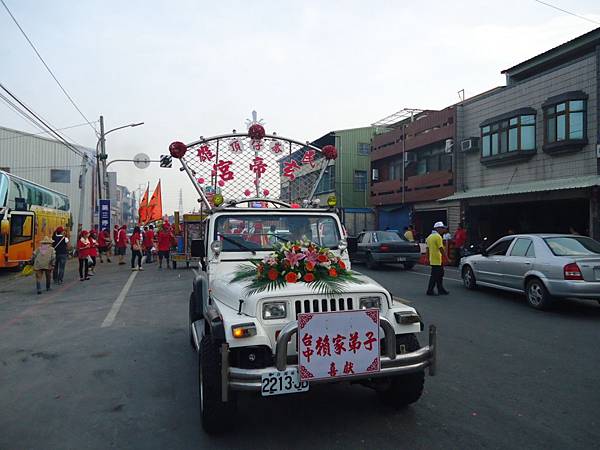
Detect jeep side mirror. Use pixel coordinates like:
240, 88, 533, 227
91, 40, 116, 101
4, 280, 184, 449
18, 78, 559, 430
191, 239, 205, 258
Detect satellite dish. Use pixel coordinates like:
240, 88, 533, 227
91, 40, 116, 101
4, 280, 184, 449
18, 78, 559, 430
133, 153, 151, 169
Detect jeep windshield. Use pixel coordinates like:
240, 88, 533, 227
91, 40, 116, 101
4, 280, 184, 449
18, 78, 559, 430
215, 214, 341, 252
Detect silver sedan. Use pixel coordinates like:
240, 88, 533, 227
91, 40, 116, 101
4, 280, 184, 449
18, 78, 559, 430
459, 234, 600, 310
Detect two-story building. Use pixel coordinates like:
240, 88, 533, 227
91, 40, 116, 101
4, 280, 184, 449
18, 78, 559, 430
370, 107, 460, 239
279, 126, 380, 235
442, 27, 600, 242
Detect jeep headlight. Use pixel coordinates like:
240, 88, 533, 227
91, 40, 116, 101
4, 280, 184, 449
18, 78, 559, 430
359, 296, 381, 309
262, 302, 287, 320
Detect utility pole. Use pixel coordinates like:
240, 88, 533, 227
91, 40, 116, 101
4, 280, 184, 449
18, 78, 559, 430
99, 115, 108, 200
178, 188, 183, 213
77, 154, 89, 234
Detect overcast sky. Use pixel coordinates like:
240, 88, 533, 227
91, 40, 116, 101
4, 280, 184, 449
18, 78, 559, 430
1, 0, 599, 213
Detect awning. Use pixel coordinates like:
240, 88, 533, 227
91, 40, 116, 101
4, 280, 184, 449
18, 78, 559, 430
439, 175, 600, 202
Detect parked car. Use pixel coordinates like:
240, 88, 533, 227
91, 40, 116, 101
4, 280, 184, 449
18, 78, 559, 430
459, 234, 600, 309
349, 230, 421, 270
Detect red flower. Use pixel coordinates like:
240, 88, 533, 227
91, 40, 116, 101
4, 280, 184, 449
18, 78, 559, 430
338, 260, 346, 270
268, 269, 279, 281
306, 261, 315, 272
257, 263, 264, 273
303, 273, 315, 283
328, 268, 338, 278
285, 272, 298, 283
317, 254, 329, 263
292, 245, 301, 252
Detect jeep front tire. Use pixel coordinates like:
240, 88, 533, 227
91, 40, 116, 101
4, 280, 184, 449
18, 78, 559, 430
377, 333, 425, 408
199, 335, 235, 434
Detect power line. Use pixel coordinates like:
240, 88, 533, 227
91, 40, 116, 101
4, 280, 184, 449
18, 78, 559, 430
0, 82, 87, 158
0, 0, 99, 135
533, 0, 600, 25
0, 120, 98, 141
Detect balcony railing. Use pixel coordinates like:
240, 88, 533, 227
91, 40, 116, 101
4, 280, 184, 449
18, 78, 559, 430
370, 171, 454, 205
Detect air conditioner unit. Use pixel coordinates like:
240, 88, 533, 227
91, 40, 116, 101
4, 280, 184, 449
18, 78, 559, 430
371, 168, 380, 182
460, 137, 480, 152
404, 152, 417, 163
444, 139, 454, 153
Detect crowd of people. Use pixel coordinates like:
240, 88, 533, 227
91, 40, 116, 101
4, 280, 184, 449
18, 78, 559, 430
30, 222, 177, 293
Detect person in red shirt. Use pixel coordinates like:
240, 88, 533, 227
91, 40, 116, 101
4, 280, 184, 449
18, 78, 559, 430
453, 222, 468, 258
98, 227, 112, 263
116, 225, 128, 265
77, 230, 92, 281
143, 224, 155, 263
88, 230, 99, 275
157, 224, 174, 269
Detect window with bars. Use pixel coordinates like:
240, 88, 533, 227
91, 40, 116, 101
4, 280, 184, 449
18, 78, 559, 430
357, 142, 370, 155
354, 170, 367, 191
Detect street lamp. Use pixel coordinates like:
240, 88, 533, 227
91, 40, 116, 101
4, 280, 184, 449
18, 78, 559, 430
96, 116, 144, 201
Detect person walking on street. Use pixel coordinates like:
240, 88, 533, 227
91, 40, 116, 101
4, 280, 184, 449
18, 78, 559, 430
426, 221, 449, 296
116, 225, 128, 265
88, 230, 99, 276
98, 227, 111, 263
77, 230, 92, 281
157, 224, 173, 269
130, 226, 144, 271
143, 224, 155, 263
52, 226, 69, 284
453, 222, 468, 259
33, 236, 56, 294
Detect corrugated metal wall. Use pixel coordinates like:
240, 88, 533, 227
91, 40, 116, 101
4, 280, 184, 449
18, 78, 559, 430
0, 127, 96, 230
335, 127, 376, 209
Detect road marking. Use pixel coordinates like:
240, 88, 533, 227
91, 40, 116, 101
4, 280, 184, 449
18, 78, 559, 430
406, 269, 462, 283
101, 271, 138, 328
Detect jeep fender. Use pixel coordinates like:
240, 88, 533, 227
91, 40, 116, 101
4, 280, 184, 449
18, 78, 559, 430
192, 272, 210, 316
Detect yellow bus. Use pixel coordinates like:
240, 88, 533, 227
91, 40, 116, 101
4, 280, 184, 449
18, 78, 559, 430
0, 170, 72, 269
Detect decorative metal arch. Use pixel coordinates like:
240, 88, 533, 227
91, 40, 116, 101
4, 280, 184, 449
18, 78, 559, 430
177, 133, 332, 212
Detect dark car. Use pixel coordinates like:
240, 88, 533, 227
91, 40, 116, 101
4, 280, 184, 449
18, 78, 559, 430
349, 230, 421, 270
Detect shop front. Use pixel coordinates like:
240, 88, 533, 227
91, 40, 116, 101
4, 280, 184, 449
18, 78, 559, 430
440, 175, 600, 244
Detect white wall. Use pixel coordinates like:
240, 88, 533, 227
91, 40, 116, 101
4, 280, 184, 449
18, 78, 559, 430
0, 126, 96, 230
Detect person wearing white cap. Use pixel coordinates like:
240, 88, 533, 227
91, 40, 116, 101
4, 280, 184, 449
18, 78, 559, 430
425, 221, 449, 296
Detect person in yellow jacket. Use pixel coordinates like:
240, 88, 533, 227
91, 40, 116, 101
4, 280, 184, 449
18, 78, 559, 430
425, 221, 449, 296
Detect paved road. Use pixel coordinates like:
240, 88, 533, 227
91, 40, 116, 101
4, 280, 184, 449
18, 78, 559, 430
1, 259, 599, 449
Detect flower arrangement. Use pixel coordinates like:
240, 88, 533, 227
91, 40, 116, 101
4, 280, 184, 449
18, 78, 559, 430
231, 240, 363, 295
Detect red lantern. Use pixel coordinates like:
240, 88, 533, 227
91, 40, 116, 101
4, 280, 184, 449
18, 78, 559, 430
169, 141, 188, 158
248, 124, 266, 140
322, 145, 338, 160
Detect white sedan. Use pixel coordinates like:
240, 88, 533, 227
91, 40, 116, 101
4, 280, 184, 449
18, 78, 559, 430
459, 234, 600, 310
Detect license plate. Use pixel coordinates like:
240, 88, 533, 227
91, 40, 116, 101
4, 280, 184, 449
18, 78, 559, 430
594, 267, 600, 280
396, 257, 406, 262
261, 368, 309, 397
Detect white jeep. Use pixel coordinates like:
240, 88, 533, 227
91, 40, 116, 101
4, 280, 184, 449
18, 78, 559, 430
188, 204, 436, 434
168, 126, 436, 434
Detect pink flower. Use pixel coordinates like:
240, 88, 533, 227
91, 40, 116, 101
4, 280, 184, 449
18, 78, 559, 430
304, 249, 319, 265
284, 250, 305, 268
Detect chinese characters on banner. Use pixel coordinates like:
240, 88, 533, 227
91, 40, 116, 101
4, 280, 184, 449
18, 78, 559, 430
298, 310, 380, 381
99, 199, 111, 230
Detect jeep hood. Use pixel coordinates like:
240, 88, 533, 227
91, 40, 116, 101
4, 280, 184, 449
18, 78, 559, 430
211, 271, 392, 316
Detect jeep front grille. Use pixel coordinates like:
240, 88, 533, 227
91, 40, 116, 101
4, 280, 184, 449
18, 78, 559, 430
294, 298, 355, 317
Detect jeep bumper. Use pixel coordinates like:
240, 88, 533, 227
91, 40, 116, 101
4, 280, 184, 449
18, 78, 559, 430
192, 317, 436, 400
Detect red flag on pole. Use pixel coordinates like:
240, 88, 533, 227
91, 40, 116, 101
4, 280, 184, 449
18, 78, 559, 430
138, 185, 149, 225
146, 180, 163, 224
